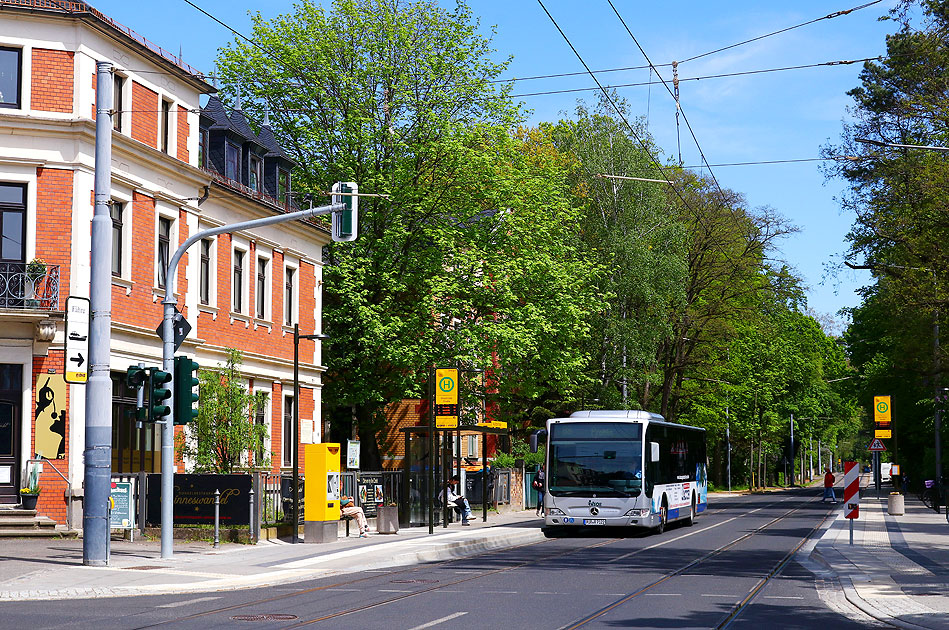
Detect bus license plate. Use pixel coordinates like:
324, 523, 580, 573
583, 519, 606, 525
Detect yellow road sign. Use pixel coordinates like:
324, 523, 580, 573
873, 396, 891, 424
435, 368, 458, 405
435, 415, 458, 428
875, 429, 892, 439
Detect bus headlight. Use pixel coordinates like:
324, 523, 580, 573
624, 509, 650, 517
548, 508, 565, 516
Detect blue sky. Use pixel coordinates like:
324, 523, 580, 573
88, 0, 902, 328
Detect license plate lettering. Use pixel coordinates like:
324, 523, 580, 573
583, 519, 606, 525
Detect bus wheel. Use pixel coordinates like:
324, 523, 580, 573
656, 502, 668, 534
543, 527, 562, 538
686, 494, 696, 526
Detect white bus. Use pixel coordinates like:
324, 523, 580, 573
531, 410, 707, 535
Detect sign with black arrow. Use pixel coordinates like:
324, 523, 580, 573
155, 306, 192, 352
64, 296, 90, 384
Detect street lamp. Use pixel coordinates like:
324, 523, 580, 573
293, 324, 329, 543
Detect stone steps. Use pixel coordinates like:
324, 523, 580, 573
0, 508, 70, 538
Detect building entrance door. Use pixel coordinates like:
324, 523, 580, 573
0, 364, 23, 504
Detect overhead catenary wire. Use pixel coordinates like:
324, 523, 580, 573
608, 0, 729, 209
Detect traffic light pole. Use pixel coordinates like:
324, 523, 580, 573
158, 201, 344, 558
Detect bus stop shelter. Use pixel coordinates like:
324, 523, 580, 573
399, 424, 509, 532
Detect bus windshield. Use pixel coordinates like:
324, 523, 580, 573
548, 423, 643, 497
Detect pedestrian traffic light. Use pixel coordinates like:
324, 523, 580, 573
148, 367, 172, 423
331, 181, 358, 242
126, 365, 146, 389
173, 355, 199, 425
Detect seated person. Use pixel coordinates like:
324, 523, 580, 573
340, 495, 370, 537
439, 476, 472, 525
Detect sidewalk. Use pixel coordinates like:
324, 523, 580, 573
806, 484, 949, 630
0, 511, 545, 601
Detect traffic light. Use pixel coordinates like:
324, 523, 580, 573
331, 181, 358, 242
173, 355, 200, 425
126, 365, 146, 389
148, 367, 172, 423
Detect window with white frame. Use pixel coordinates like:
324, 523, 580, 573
249, 155, 263, 193
466, 435, 478, 458
0, 47, 21, 109
199, 237, 213, 305
284, 264, 297, 325
156, 216, 172, 288
256, 254, 270, 320
225, 142, 240, 181
112, 73, 125, 132
232, 247, 246, 313
110, 202, 124, 277
253, 392, 271, 468
283, 394, 294, 467
160, 98, 172, 154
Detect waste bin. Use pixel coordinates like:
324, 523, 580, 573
887, 492, 904, 516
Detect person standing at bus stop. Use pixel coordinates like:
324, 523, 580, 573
822, 467, 837, 503
533, 465, 546, 516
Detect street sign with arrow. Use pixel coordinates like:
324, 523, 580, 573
64, 296, 90, 384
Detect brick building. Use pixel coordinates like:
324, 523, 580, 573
0, 1, 329, 527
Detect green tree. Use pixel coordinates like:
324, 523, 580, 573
823, 0, 949, 486
216, 1, 601, 465
176, 349, 269, 474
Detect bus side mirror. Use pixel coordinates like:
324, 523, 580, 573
650, 442, 660, 462
530, 429, 547, 453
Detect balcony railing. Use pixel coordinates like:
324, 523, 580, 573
0, 263, 61, 311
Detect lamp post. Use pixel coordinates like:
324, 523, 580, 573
293, 324, 329, 543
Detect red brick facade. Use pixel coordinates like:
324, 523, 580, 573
130, 81, 158, 148
35, 167, 72, 305
31, 48, 74, 113
176, 105, 189, 162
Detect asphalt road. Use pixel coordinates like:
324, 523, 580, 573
3, 488, 882, 630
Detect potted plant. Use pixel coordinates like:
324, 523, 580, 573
19, 484, 40, 510
25, 258, 46, 307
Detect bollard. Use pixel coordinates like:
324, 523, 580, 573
213, 489, 220, 548
249, 487, 256, 544
888, 491, 904, 516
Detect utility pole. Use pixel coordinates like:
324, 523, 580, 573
83, 61, 113, 567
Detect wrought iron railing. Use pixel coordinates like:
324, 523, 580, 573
0, 262, 60, 310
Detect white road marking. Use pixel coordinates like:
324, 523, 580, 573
485, 590, 518, 594
608, 503, 775, 563
407, 612, 468, 629
645, 593, 680, 596
701, 594, 735, 597
156, 596, 220, 608
379, 589, 414, 593
327, 588, 363, 592
764, 596, 805, 599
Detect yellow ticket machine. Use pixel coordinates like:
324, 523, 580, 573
304, 443, 341, 543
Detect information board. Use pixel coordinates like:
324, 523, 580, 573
357, 472, 384, 518
109, 481, 134, 529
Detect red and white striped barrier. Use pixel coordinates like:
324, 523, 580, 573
844, 461, 859, 519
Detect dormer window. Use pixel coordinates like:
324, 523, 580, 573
278, 169, 290, 207
198, 128, 209, 168
249, 155, 263, 193
225, 142, 240, 181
